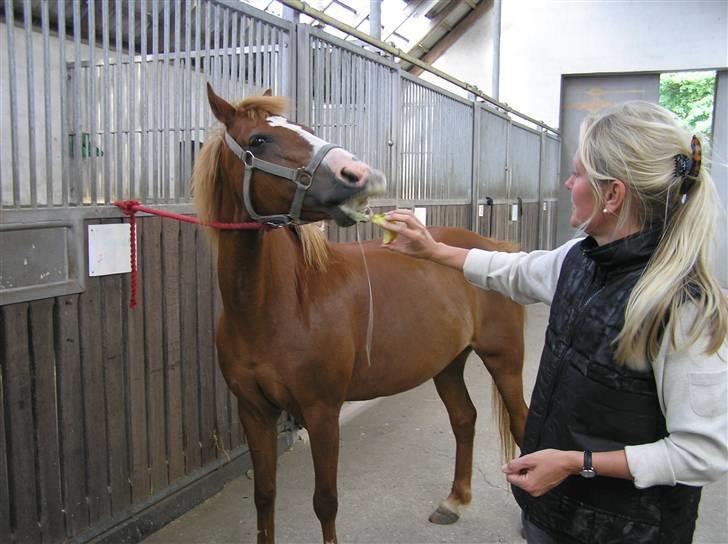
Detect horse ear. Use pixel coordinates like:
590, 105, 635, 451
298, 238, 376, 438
207, 83, 236, 125
262, 88, 272, 97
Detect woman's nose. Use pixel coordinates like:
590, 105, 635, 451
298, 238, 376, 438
564, 176, 573, 190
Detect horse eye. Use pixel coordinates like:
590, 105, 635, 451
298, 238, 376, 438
249, 135, 267, 148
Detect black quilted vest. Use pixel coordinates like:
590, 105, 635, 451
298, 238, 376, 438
513, 230, 702, 544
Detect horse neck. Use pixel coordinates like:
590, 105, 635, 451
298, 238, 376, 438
216, 229, 302, 315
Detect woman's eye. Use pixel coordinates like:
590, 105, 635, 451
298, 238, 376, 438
249, 135, 267, 147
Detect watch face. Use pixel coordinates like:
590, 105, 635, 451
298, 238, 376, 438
580, 468, 597, 478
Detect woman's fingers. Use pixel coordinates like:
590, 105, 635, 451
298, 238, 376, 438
385, 209, 421, 228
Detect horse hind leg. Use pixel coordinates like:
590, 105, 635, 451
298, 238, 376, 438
429, 349, 476, 525
237, 400, 282, 544
475, 343, 528, 461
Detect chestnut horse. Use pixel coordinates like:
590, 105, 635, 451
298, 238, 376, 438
193, 84, 527, 544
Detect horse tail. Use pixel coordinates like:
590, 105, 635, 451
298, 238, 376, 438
491, 380, 517, 463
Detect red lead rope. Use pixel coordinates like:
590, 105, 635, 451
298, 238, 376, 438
113, 200, 263, 308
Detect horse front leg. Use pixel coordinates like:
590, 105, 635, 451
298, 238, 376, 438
303, 404, 341, 544
430, 350, 476, 525
238, 401, 281, 544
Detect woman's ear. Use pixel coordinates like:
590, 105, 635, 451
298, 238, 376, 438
604, 179, 627, 214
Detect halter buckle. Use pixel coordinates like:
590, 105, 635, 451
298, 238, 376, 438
294, 168, 313, 189
244, 150, 255, 167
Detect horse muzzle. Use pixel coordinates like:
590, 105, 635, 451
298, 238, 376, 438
334, 168, 386, 224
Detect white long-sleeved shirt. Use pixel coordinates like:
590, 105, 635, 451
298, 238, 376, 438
463, 239, 728, 489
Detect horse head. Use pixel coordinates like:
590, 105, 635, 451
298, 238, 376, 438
204, 84, 386, 228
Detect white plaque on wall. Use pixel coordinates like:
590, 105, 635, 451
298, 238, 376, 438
88, 224, 135, 277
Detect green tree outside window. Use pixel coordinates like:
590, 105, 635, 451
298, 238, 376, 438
659, 71, 716, 156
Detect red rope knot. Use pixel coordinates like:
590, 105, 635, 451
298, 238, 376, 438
113, 199, 141, 217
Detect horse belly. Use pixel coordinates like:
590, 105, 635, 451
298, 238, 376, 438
346, 311, 473, 400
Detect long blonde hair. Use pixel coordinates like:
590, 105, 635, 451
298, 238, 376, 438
578, 101, 727, 368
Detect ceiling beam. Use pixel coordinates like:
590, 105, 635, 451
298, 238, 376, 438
408, 0, 493, 77
405, 0, 468, 56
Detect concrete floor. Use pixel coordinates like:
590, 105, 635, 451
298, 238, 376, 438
144, 304, 727, 544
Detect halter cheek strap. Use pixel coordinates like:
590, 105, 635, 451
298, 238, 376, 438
224, 131, 340, 227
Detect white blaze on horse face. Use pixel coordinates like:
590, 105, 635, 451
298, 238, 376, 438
266, 115, 364, 185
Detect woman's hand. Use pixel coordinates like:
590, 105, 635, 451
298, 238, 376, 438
376, 209, 470, 270
376, 209, 440, 259
502, 449, 580, 497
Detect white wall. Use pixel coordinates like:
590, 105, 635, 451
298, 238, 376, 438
499, 0, 727, 128
420, 5, 497, 99
421, 0, 727, 129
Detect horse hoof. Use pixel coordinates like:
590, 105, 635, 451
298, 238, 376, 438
428, 505, 460, 525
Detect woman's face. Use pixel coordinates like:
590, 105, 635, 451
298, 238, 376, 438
564, 155, 600, 231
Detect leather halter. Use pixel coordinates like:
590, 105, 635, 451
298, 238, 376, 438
224, 131, 340, 227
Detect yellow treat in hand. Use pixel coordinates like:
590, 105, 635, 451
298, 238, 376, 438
371, 213, 398, 244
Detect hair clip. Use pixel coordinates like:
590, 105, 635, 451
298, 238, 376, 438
673, 154, 691, 178
674, 136, 702, 203
687, 135, 702, 178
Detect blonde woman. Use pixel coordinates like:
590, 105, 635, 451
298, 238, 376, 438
380, 101, 727, 543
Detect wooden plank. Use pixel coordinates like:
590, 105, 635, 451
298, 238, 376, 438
29, 299, 65, 543
179, 222, 201, 473
196, 233, 216, 465
100, 270, 132, 514
56, 294, 90, 536
0, 307, 12, 543
125, 219, 150, 503
1, 303, 41, 543
79, 268, 112, 524
142, 217, 168, 494
162, 220, 185, 484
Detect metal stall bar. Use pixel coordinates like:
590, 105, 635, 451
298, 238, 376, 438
41, 0, 53, 205
230, 12, 239, 99
194, 1, 203, 168
23, 0, 37, 207
471, 103, 481, 232
127, 0, 136, 201
71, 0, 83, 204
3, 1, 18, 207
150, 0, 159, 203
139, 0, 148, 201
102, 1, 111, 204
390, 67, 401, 203
57, 0, 68, 207
183, 0, 194, 199
89, 0, 98, 204
114, 0, 123, 203
222, 6, 230, 100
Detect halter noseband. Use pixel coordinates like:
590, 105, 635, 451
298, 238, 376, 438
224, 131, 340, 227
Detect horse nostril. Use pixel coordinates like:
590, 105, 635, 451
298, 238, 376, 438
340, 167, 360, 184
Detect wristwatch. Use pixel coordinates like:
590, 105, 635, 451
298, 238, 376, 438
579, 450, 597, 478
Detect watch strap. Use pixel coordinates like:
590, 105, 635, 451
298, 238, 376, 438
579, 449, 596, 478
583, 449, 593, 471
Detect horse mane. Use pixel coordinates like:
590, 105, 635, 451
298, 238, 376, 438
191, 94, 330, 270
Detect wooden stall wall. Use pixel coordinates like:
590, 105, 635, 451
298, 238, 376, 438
0, 216, 294, 544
